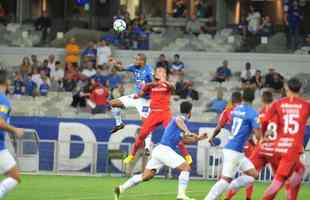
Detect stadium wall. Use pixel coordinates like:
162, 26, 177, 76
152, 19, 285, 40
1, 47, 310, 77
11, 116, 310, 177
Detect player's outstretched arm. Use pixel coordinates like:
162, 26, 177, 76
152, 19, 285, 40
182, 133, 208, 144
0, 118, 24, 138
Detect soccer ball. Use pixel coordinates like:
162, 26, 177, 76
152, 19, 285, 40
113, 19, 127, 32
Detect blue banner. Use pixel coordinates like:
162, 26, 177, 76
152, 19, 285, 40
10, 116, 310, 176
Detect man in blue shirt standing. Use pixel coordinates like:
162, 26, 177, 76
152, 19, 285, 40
285, 0, 302, 50
0, 70, 25, 199
204, 89, 261, 200
114, 101, 208, 200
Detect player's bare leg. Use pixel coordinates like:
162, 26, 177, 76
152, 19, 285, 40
110, 99, 125, 133
0, 166, 20, 199
224, 168, 258, 200
176, 162, 195, 200
114, 169, 155, 200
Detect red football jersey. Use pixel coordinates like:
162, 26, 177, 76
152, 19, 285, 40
218, 105, 236, 128
90, 86, 109, 106
265, 96, 310, 154
259, 105, 271, 135
143, 82, 171, 111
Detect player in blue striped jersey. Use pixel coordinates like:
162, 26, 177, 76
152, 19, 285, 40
204, 89, 262, 200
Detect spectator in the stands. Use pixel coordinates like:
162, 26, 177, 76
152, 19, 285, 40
156, 54, 170, 68
39, 77, 50, 96
237, 16, 248, 39
20, 57, 32, 81
108, 67, 123, 93
88, 79, 110, 114
255, 70, 263, 89
50, 61, 64, 90
71, 80, 92, 108
92, 65, 109, 86
81, 61, 96, 79
34, 10, 52, 42
40, 59, 50, 77
202, 17, 217, 36
65, 38, 81, 64
247, 5, 261, 35
264, 68, 284, 92
63, 62, 79, 92
212, 60, 232, 83
47, 54, 56, 76
176, 76, 199, 100
173, 0, 187, 18
31, 68, 43, 89
96, 39, 111, 67
135, 14, 148, 31
170, 54, 185, 75
13, 72, 24, 97
31, 55, 41, 69
240, 62, 256, 90
257, 16, 273, 37
285, 0, 302, 50
25, 73, 37, 97
195, 0, 206, 18
81, 41, 97, 63
204, 88, 227, 114
186, 14, 203, 36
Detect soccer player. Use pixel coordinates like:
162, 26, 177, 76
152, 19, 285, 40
109, 53, 153, 133
0, 70, 25, 199
204, 89, 261, 200
261, 78, 310, 200
212, 91, 242, 140
224, 90, 275, 200
114, 101, 208, 200
123, 65, 191, 164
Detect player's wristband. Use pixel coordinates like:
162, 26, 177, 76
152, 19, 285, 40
185, 155, 192, 165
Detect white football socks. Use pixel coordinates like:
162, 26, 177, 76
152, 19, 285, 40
119, 174, 143, 193
178, 171, 190, 197
204, 179, 229, 200
228, 175, 255, 191
144, 134, 153, 151
111, 108, 123, 126
0, 177, 18, 199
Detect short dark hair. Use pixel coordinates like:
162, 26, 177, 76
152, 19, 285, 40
242, 89, 255, 102
174, 54, 180, 58
0, 70, 7, 85
180, 101, 192, 114
137, 53, 146, 63
262, 90, 273, 104
287, 77, 302, 93
231, 91, 242, 104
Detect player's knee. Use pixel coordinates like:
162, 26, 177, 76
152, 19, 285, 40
178, 162, 191, 172
221, 176, 233, 183
142, 170, 155, 181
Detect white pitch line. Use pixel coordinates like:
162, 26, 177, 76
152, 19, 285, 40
63, 190, 207, 200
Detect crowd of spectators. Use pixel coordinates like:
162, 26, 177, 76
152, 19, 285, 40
212, 60, 285, 94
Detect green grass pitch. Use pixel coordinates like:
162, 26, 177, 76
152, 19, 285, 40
3, 175, 310, 200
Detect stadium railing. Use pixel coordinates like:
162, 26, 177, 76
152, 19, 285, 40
15, 139, 310, 183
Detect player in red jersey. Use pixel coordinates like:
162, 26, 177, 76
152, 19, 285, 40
225, 89, 306, 200
262, 78, 310, 200
123, 65, 191, 164
212, 91, 242, 139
